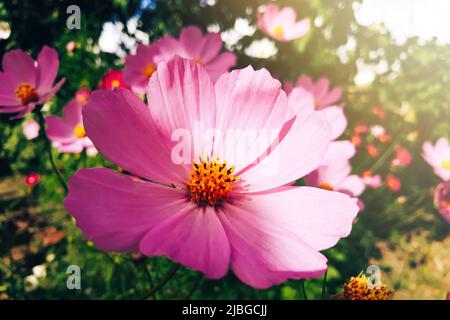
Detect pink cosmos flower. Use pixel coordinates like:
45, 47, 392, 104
422, 138, 450, 181
23, 119, 40, 140
64, 57, 359, 289
45, 90, 95, 155
257, 4, 310, 42
100, 69, 129, 89
391, 146, 412, 167
286, 75, 346, 140
124, 26, 236, 92
361, 171, 382, 189
0, 46, 65, 118
434, 182, 450, 222
305, 141, 365, 197
385, 173, 401, 192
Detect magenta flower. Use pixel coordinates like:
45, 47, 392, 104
385, 173, 401, 192
257, 4, 310, 42
0, 46, 65, 118
45, 90, 95, 155
434, 182, 450, 222
305, 141, 365, 197
25, 172, 40, 187
124, 26, 236, 91
423, 138, 450, 181
100, 69, 129, 89
391, 146, 412, 167
23, 119, 40, 140
361, 171, 382, 189
286, 75, 346, 140
64, 57, 359, 289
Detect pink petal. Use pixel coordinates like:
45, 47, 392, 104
296, 74, 313, 92
320, 140, 356, 166
337, 175, 365, 197
239, 110, 330, 192
283, 19, 310, 41
139, 205, 230, 279
313, 78, 330, 103
2, 49, 37, 86
213, 66, 288, 172
320, 87, 343, 108
23, 119, 40, 140
318, 106, 347, 140
202, 52, 237, 82
37, 78, 65, 105
36, 46, 59, 94
83, 88, 187, 186
147, 56, 216, 161
64, 168, 187, 252
199, 32, 223, 64
45, 115, 76, 144
218, 191, 339, 288
179, 26, 205, 59
0, 72, 20, 106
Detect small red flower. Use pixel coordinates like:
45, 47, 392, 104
372, 105, 386, 119
25, 172, 40, 187
391, 146, 412, 167
385, 173, 401, 192
351, 134, 362, 147
366, 143, 379, 157
100, 69, 129, 89
354, 125, 368, 134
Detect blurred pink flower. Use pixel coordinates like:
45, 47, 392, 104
0, 46, 65, 118
25, 172, 40, 187
354, 125, 368, 134
391, 146, 412, 167
100, 69, 129, 89
371, 105, 386, 119
434, 182, 450, 222
124, 26, 235, 93
64, 57, 359, 289
45, 94, 95, 154
257, 4, 310, 42
286, 75, 346, 140
22, 119, 40, 140
361, 171, 382, 188
306, 140, 365, 197
385, 173, 401, 192
74, 88, 91, 105
422, 138, 450, 181
351, 133, 362, 147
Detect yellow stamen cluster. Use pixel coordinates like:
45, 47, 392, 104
73, 123, 87, 138
15, 83, 39, 105
342, 274, 394, 300
144, 64, 156, 79
273, 26, 284, 37
442, 160, 450, 170
187, 156, 239, 206
319, 182, 333, 191
111, 80, 120, 88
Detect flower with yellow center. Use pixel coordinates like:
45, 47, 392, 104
341, 274, 394, 300
144, 64, 156, 79
15, 83, 39, 105
272, 26, 284, 38
187, 156, 239, 206
73, 123, 87, 138
442, 160, 450, 170
111, 80, 121, 88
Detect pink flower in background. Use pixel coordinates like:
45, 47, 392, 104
305, 141, 365, 197
422, 138, 450, 181
100, 69, 129, 89
124, 26, 236, 91
385, 173, 401, 192
286, 75, 346, 140
123, 43, 160, 94
361, 171, 382, 188
25, 172, 40, 187
354, 125, 368, 134
434, 182, 450, 222
64, 57, 359, 289
351, 133, 362, 147
45, 91, 96, 155
22, 119, 40, 140
372, 105, 386, 119
366, 143, 379, 158
74, 88, 90, 105
257, 4, 310, 42
0, 46, 65, 118
391, 146, 412, 167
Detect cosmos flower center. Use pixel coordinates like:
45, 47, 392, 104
73, 123, 87, 138
343, 275, 394, 300
187, 156, 239, 206
15, 83, 39, 105
144, 64, 156, 79
273, 26, 284, 37
194, 57, 202, 65
319, 182, 333, 191
442, 160, 450, 170
111, 80, 121, 88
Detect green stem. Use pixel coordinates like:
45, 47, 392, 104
186, 273, 203, 300
321, 269, 328, 300
35, 108, 68, 194
301, 280, 308, 300
143, 264, 180, 300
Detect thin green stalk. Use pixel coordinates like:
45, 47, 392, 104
143, 264, 180, 300
35, 108, 68, 193
301, 280, 308, 300
321, 269, 328, 300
